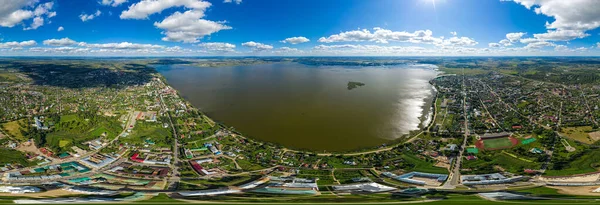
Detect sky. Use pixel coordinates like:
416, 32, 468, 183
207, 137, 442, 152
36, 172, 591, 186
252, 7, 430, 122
1, 0, 600, 56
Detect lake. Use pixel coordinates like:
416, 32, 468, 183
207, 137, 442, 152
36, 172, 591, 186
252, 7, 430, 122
156, 62, 438, 152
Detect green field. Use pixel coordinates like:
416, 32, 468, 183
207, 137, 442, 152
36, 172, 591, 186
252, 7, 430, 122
462, 151, 540, 174
399, 154, 449, 174
483, 138, 514, 150
0, 148, 34, 166
545, 148, 600, 176
561, 126, 595, 144
1, 119, 27, 141
120, 121, 171, 147
45, 114, 122, 153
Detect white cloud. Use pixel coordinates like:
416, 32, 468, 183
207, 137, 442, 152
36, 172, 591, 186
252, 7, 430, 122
80, 10, 102, 22
0, 0, 55, 30
499, 39, 512, 46
450, 31, 457, 36
524, 41, 556, 50
318, 27, 477, 47
223, 0, 242, 4
507, 0, 600, 42
488, 43, 501, 48
80, 42, 165, 49
318, 28, 440, 44
242, 41, 273, 51
532, 29, 589, 41
510, 0, 600, 31
101, 0, 128, 7
197, 42, 236, 52
120, 0, 211, 19
438, 36, 478, 47
29, 46, 91, 54
281, 36, 310, 44
554, 44, 568, 51
57, 26, 64, 31
43, 38, 78, 46
154, 10, 231, 43
506, 32, 526, 42
0, 9, 33, 27
278, 47, 299, 52
0, 40, 37, 48
25, 16, 44, 30
597, 42, 600, 48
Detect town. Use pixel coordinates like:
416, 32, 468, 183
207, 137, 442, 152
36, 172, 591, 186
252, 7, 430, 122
0, 57, 599, 204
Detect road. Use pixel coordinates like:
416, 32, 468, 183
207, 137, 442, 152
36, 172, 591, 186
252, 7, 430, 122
443, 68, 469, 189
159, 90, 181, 190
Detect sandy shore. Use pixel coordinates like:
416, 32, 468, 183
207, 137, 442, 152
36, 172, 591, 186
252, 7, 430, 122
550, 186, 600, 196
0, 189, 78, 198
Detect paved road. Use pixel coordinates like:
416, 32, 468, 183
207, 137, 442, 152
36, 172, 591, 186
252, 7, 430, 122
443, 69, 469, 189
158, 85, 181, 190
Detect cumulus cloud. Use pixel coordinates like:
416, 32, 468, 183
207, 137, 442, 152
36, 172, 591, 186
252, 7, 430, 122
524, 41, 556, 50
154, 10, 231, 43
57, 26, 64, 31
121, 0, 230, 43
506, 32, 526, 42
499, 39, 512, 46
197, 42, 236, 52
80, 10, 102, 22
450, 31, 457, 36
101, 0, 128, 7
278, 47, 299, 52
318, 27, 477, 47
223, 0, 242, 4
597, 42, 600, 48
507, 0, 599, 41
242, 41, 273, 51
532, 29, 589, 41
80, 42, 165, 49
120, 0, 211, 19
0, 40, 37, 48
554, 44, 568, 51
318, 28, 438, 44
29, 46, 91, 54
43, 38, 78, 46
0, 1, 55, 30
25, 16, 44, 30
281, 36, 310, 44
489, 43, 501, 48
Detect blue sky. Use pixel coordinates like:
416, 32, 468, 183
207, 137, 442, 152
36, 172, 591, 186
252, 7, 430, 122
1, 0, 599, 56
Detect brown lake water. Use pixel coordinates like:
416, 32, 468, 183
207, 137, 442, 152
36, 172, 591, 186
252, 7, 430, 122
157, 62, 438, 152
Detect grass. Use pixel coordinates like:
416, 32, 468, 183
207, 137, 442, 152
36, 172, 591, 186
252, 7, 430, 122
58, 140, 71, 147
544, 148, 600, 176
483, 138, 514, 150
561, 126, 595, 144
333, 169, 365, 184
0, 148, 33, 166
121, 121, 171, 147
236, 159, 266, 171
1, 119, 27, 141
400, 154, 449, 174
462, 151, 539, 174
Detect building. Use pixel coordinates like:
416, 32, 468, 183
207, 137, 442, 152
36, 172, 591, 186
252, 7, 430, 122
80, 154, 116, 169
461, 173, 525, 185
383, 172, 448, 186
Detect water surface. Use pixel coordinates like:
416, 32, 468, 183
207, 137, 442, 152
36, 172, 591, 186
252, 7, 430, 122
157, 62, 437, 152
